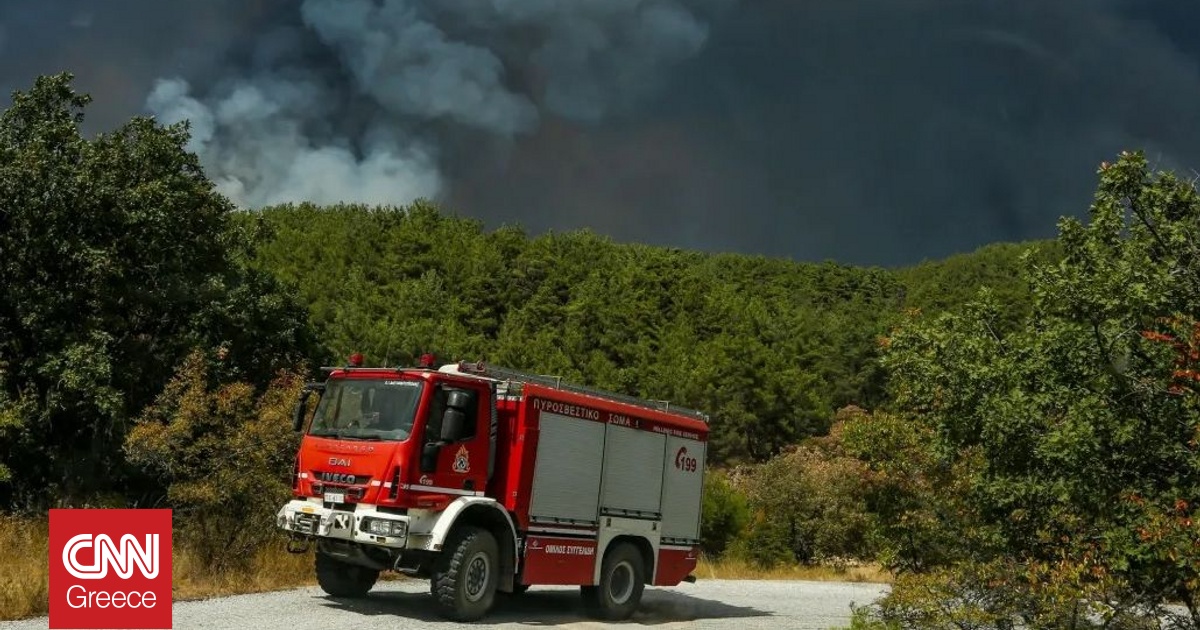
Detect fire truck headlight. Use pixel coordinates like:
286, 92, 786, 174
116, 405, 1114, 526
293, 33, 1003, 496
362, 517, 407, 537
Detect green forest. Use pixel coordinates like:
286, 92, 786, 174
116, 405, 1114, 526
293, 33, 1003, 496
4, 74, 1199, 628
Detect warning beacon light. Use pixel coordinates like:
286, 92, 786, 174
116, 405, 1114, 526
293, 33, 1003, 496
348, 352, 364, 367
419, 353, 436, 369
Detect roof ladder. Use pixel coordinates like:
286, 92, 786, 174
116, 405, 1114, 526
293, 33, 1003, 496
451, 361, 709, 424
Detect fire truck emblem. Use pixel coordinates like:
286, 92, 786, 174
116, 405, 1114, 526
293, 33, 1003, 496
452, 444, 471, 473
675, 447, 698, 472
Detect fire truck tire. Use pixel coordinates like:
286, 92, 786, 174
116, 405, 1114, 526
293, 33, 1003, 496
581, 542, 645, 620
432, 526, 500, 621
314, 552, 379, 598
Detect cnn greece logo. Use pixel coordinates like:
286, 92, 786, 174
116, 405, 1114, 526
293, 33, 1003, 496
49, 509, 173, 629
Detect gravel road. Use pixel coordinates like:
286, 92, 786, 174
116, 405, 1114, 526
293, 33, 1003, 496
5, 579, 889, 629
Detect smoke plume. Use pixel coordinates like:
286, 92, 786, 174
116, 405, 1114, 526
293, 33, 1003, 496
2, 0, 1200, 265
139, 0, 726, 211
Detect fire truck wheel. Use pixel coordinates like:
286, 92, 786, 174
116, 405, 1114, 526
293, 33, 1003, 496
314, 552, 379, 598
581, 542, 645, 620
432, 526, 500, 621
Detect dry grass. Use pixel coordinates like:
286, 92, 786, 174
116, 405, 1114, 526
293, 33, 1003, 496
0, 515, 49, 621
173, 541, 405, 602
172, 542, 316, 602
695, 555, 892, 583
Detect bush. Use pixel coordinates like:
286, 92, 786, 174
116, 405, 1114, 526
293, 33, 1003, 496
730, 425, 874, 567
836, 405, 995, 574
700, 470, 750, 558
729, 512, 796, 568
852, 558, 1168, 630
124, 350, 303, 572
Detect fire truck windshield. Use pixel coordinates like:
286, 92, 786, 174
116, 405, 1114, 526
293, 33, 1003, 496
308, 378, 423, 441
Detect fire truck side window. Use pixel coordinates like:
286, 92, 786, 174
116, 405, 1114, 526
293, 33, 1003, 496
425, 385, 478, 442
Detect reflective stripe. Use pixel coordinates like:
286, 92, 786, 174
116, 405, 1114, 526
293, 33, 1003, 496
526, 526, 598, 537
399, 484, 484, 496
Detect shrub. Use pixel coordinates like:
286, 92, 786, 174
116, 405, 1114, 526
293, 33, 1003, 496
852, 557, 1167, 630
732, 427, 874, 567
729, 511, 795, 568
700, 470, 750, 558
837, 405, 996, 574
124, 350, 303, 572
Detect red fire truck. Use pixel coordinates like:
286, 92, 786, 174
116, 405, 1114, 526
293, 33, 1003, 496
276, 355, 708, 622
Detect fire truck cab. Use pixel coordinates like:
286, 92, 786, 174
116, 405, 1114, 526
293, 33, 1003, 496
276, 355, 708, 622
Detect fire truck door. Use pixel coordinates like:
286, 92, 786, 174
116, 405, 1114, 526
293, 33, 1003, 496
416, 382, 490, 498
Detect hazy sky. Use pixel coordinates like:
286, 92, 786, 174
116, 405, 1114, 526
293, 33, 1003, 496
3, 1, 1199, 266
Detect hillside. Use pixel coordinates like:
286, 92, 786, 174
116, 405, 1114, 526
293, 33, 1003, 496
235, 202, 1056, 463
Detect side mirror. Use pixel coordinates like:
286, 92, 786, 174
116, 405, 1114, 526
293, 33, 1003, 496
446, 389, 473, 410
292, 391, 311, 432
420, 442, 440, 473
440, 409, 466, 442
292, 383, 324, 433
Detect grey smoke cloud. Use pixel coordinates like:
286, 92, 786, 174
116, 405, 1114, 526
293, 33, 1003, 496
300, 0, 538, 135
139, 0, 722, 211
2, 0, 1200, 265
147, 75, 444, 207
436, 0, 719, 123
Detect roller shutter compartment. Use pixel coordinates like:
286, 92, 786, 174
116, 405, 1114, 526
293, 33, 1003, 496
661, 436, 705, 540
529, 412, 606, 524
600, 425, 666, 518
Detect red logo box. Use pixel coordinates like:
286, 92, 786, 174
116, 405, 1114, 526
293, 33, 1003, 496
49, 509, 172, 629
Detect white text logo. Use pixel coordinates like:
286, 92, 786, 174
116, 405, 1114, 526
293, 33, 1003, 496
63, 534, 159, 580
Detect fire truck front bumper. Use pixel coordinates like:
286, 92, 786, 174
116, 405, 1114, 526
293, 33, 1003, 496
276, 499, 409, 549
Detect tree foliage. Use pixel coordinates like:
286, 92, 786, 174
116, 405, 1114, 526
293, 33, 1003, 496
836, 405, 993, 573
896, 240, 1062, 330
861, 150, 1200, 627
0, 73, 313, 508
